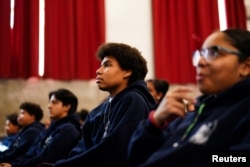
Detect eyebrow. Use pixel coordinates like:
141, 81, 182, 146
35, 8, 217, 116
102, 59, 113, 64
49, 98, 60, 103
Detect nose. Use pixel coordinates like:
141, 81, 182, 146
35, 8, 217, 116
196, 55, 208, 67
96, 66, 102, 75
48, 103, 51, 109
193, 51, 207, 67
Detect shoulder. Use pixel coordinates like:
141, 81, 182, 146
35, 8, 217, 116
119, 89, 146, 101
23, 123, 45, 133
52, 117, 80, 131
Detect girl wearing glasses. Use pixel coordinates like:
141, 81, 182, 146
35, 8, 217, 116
128, 28, 250, 166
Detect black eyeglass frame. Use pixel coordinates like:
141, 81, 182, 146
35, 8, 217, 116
192, 45, 243, 67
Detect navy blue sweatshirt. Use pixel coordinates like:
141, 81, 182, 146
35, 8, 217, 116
128, 77, 250, 167
0, 133, 19, 149
10, 115, 82, 167
54, 80, 155, 167
0, 121, 45, 162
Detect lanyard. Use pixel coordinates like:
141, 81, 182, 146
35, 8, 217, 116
181, 103, 205, 141
103, 98, 113, 138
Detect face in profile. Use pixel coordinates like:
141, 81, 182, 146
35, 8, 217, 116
96, 56, 131, 96
17, 110, 35, 127
147, 81, 163, 104
4, 120, 19, 136
48, 95, 69, 120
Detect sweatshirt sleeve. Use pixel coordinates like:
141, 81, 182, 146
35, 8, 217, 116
0, 127, 42, 163
11, 123, 80, 167
128, 119, 166, 167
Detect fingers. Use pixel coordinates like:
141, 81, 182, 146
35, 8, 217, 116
164, 87, 196, 112
154, 86, 196, 124
182, 99, 195, 112
170, 86, 196, 104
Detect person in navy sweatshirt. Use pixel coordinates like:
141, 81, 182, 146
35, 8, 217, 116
128, 28, 250, 167
0, 113, 21, 152
0, 88, 82, 167
52, 42, 155, 167
0, 102, 44, 163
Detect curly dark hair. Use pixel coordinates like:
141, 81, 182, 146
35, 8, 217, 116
96, 42, 148, 84
19, 102, 43, 121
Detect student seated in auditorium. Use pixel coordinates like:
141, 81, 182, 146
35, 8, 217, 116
0, 88, 82, 167
75, 108, 89, 126
0, 113, 21, 152
51, 42, 155, 167
146, 78, 169, 108
0, 102, 45, 162
128, 28, 250, 166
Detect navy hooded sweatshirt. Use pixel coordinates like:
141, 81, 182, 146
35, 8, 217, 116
0, 121, 45, 162
10, 115, 82, 167
53, 80, 155, 167
128, 77, 250, 167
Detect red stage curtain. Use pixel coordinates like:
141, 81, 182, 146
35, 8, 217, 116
152, 0, 220, 84
11, 0, 39, 78
44, 0, 105, 80
225, 0, 247, 29
0, 0, 11, 78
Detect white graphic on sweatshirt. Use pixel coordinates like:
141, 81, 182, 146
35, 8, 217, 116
189, 120, 218, 145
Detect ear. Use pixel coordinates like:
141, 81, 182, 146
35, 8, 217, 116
240, 57, 250, 77
30, 114, 36, 121
64, 104, 71, 112
124, 70, 132, 78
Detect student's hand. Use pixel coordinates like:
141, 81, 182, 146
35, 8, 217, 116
153, 87, 196, 125
0, 163, 12, 167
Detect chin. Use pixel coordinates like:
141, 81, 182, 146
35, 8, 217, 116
199, 85, 220, 95
198, 84, 212, 95
98, 87, 108, 91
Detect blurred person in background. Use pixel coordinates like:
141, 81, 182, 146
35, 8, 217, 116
0, 113, 21, 152
146, 79, 169, 107
0, 102, 44, 162
1, 88, 82, 167
75, 109, 89, 126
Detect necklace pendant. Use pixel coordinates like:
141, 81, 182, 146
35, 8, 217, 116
103, 121, 110, 138
103, 131, 108, 138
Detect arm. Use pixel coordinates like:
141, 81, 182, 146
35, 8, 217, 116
11, 124, 81, 167
54, 93, 152, 167
128, 87, 196, 166
128, 119, 166, 166
0, 127, 42, 162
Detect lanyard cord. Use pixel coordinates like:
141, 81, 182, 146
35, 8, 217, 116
103, 97, 112, 138
181, 103, 205, 141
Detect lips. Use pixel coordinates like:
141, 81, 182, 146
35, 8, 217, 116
96, 77, 103, 83
196, 73, 207, 81
48, 110, 52, 115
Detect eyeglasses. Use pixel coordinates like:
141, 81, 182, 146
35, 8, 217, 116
192, 45, 243, 67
